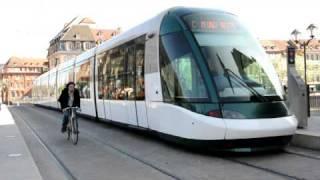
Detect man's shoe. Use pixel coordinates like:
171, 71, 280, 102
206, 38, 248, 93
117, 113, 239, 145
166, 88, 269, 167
61, 126, 67, 133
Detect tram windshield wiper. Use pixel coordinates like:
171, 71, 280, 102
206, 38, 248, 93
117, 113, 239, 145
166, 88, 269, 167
216, 54, 268, 102
225, 68, 269, 102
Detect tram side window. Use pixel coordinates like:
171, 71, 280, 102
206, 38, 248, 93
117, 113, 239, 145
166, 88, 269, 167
34, 80, 39, 99
39, 78, 43, 98
37, 80, 41, 99
39, 78, 44, 98
97, 52, 110, 99
126, 46, 136, 100
32, 82, 35, 99
57, 71, 67, 95
109, 48, 126, 100
75, 60, 91, 99
68, 68, 74, 83
57, 68, 73, 96
160, 32, 208, 102
97, 53, 106, 99
135, 44, 145, 100
102, 36, 145, 101
45, 76, 49, 98
40, 76, 49, 98
49, 73, 56, 98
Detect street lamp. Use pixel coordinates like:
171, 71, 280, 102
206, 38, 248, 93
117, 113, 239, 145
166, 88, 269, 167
291, 24, 317, 84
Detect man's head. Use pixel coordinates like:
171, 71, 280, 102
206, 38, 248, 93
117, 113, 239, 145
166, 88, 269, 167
66, 82, 75, 93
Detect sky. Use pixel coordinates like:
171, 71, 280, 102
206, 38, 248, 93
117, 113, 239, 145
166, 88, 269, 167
0, 0, 320, 63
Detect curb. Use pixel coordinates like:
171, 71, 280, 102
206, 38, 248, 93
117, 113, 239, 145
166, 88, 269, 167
291, 130, 320, 151
0, 104, 43, 180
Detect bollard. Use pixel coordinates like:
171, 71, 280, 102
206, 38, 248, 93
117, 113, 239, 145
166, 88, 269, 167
287, 45, 308, 128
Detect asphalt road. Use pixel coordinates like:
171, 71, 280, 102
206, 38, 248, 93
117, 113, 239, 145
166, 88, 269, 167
9, 104, 320, 180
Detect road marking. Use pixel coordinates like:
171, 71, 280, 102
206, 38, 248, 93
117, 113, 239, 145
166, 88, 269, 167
6, 135, 16, 138
8, 153, 22, 157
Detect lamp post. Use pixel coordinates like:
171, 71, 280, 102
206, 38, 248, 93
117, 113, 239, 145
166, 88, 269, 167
291, 24, 317, 84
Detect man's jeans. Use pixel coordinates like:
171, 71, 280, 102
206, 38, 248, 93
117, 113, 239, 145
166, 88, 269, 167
62, 110, 70, 128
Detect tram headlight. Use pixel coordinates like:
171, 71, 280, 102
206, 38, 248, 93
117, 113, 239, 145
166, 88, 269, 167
222, 110, 246, 119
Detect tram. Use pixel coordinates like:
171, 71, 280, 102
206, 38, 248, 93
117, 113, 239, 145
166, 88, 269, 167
32, 7, 297, 151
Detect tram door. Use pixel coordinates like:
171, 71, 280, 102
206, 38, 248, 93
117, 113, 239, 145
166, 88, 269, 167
125, 44, 148, 128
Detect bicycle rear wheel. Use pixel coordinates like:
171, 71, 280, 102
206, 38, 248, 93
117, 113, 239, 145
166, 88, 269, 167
71, 117, 78, 145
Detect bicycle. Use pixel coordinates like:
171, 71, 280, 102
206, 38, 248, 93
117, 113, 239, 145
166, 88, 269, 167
64, 107, 81, 145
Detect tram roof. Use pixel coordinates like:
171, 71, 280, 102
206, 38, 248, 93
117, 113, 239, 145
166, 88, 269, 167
95, 7, 233, 54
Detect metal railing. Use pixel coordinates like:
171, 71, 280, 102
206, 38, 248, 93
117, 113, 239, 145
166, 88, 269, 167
309, 93, 320, 112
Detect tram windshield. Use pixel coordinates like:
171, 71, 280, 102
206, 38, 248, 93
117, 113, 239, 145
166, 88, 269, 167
183, 12, 284, 102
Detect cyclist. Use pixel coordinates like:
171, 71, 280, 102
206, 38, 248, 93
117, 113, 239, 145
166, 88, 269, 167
58, 82, 80, 133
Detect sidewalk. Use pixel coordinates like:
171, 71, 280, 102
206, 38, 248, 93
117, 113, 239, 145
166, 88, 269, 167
0, 104, 42, 180
291, 112, 320, 150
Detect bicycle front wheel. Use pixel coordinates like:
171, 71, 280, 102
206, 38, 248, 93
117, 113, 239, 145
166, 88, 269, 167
67, 120, 71, 141
71, 117, 78, 145
67, 126, 71, 140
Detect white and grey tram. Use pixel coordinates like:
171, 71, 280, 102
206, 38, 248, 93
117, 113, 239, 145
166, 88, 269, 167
32, 7, 297, 151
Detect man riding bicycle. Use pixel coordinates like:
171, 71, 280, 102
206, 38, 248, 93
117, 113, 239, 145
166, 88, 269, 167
58, 82, 80, 133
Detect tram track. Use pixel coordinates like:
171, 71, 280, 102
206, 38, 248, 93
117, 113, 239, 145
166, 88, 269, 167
10, 105, 320, 180
77, 123, 306, 180
11, 106, 181, 180
215, 148, 320, 180
79, 127, 182, 180
70, 126, 318, 180
82, 130, 307, 180
220, 157, 304, 180
11, 108, 77, 180
284, 148, 320, 161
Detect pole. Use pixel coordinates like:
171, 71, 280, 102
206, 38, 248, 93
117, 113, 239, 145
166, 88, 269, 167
304, 43, 307, 84
303, 43, 310, 117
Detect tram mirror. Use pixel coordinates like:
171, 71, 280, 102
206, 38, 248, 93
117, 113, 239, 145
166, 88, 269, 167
147, 33, 155, 39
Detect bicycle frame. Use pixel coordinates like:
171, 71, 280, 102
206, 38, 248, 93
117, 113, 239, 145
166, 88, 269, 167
64, 107, 80, 144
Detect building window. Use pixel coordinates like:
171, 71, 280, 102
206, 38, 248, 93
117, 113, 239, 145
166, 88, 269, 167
69, 42, 75, 50
59, 42, 66, 51
56, 58, 60, 66
84, 42, 93, 50
75, 42, 81, 50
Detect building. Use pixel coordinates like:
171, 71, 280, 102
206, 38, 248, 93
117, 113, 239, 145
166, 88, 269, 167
260, 40, 320, 90
47, 17, 121, 69
0, 64, 4, 103
260, 39, 320, 60
260, 40, 287, 58
0, 57, 48, 104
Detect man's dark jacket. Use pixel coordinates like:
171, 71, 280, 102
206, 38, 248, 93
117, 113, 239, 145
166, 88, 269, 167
58, 88, 81, 110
